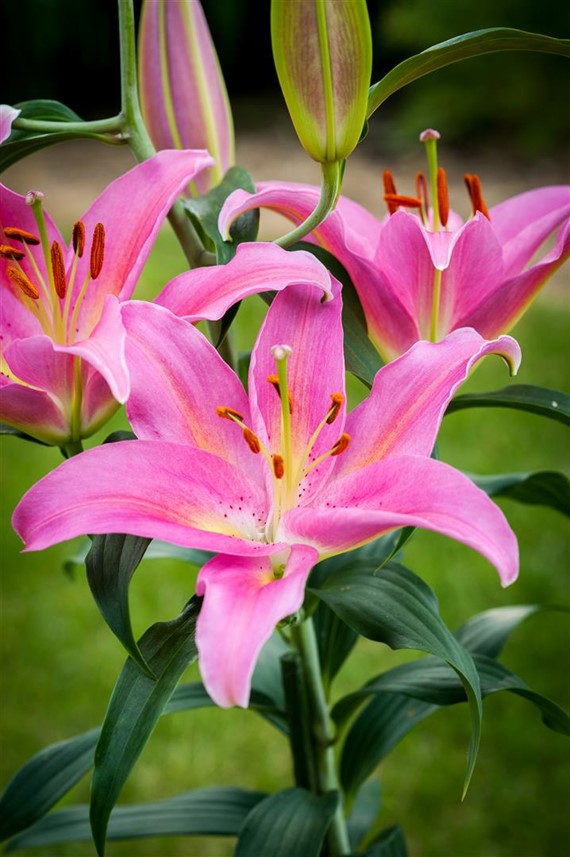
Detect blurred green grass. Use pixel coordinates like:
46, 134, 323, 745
1, 226, 569, 857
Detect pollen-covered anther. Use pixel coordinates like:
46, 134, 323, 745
272, 454, 285, 479
50, 241, 67, 299
330, 433, 351, 457
243, 427, 261, 454
0, 244, 25, 260
464, 174, 490, 220
382, 170, 399, 214
216, 406, 244, 422
384, 193, 422, 213
90, 222, 106, 279
415, 172, 429, 211
326, 393, 344, 424
3, 227, 41, 245
72, 221, 86, 257
437, 167, 449, 227
6, 265, 40, 300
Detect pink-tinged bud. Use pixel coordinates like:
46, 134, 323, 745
138, 0, 235, 196
0, 105, 20, 144
271, 0, 372, 163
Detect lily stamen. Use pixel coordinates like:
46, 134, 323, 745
272, 454, 285, 479
216, 406, 245, 421
464, 174, 490, 219
2, 227, 41, 245
6, 265, 40, 300
243, 427, 261, 454
415, 172, 429, 225
267, 373, 294, 413
50, 241, 67, 299
384, 193, 422, 213
383, 170, 399, 214
72, 221, 86, 257
437, 168, 450, 228
89, 223, 105, 280
326, 392, 344, 424
0, 244, 26, 261
302, 432, 351, 477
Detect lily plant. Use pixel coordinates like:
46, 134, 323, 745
219, 131, 570, 361
0, 149, 213, 450
14, 284, 520, 708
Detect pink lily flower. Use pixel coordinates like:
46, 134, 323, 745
0, 149, 213, 445
0, 105, 20, 143
14, 284, 520, 708
218, 175, 569, 362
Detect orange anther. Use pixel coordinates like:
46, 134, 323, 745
50, 241, 67, 299
415, 172, 429, 213
384, 193, 422, 213
326, 393, 345, 424
464, 174, 490, 220
72, 221, 86, 257
383, 171, 398, 214
3, 227, 40, 245
267, 373, 293, 413
216, 406, 244, 422
272, 454, 285, 479
243, 427, 261, 454
331, 433, 351, 456
6, 266, 40, 300
437, 167, 449, 227
0, 244, 25, 261
89, 222, 105, 279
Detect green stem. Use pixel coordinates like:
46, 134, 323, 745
117, 0, 211, 269
291, 617, 351, 856
430, 267, 442, 341
13, 116, 124, 135
275, 161, 341, 249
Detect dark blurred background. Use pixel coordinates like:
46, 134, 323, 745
3, 0, 569, 155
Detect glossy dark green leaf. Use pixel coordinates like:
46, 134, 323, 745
0, 100, 116, 173
235, 787, 338, 857
470, 471, 570, 517
90, 597, 201, 856
184, 165, 259, 263
0, 730, 99, 843
294, 242, 383, 387
0, 423, 50, 445
367, 29, 570, 117
85, 533, 153, 676
313, 601, 358, 692
310, 561, 482, 796
5, 788, 266, 851
446, 384, 570, 425
347, 780, 382, 852
362, 825, 409, 857
454, 604, 568, 658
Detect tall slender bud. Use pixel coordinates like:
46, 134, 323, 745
271, 0, 372, 163
138, 0, 235, 195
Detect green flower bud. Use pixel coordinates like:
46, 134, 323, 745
271, 0, 372, 163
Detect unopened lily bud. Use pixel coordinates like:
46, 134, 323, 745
138, 0, 235, 195
271, 0, 372, 163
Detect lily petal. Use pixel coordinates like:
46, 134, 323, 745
155, 242, 333, 320
0, 380, 69, 444
122, 300, 260, 473
337, 329, 521, 477
196, 544, 318, 707
13, 441, 276, 555
282, 455, 518, 586
489, 185, 570, 276
69, 149, 214, 337
0, 105, 20, 143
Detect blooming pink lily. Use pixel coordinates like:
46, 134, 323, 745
14, 283, 520, 708
0, 149, 213, 445
218, 177, 569, 362
0, 105, 20, 143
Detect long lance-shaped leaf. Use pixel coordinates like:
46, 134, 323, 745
90, 597, 201, 856
454, 604, 569, 658
0, 635, 289, 845
337, 654, 570, 800
446, 384, 570, 425
309, 561, 482, 798
367, 29, 570, 117
5, 788, 266, 852
234, 787, 339, 857
362, 825, 409, 857
85, 534, 153, 677
469, 470, 570, 517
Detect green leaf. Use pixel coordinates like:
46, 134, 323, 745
469, 470, 570, 517
90, 597, 201, 856
294, 242, 383, 387
0, 423, 50, 445
347, 780, 382, 851
0, 730, 99, 843
367, 29, 570, 117
184, 165, 259, 264
454, 604, 568, 658
446, 384, 570, 425
310, 561, 482, 798
313, 601, 358, 691
235, 787, 338, 857
85, 533, 153, 677
1, 100, 113, 173
5, 788, 266, 851
362, 825, 409, 857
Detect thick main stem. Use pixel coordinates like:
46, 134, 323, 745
291, 617, 351, 856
